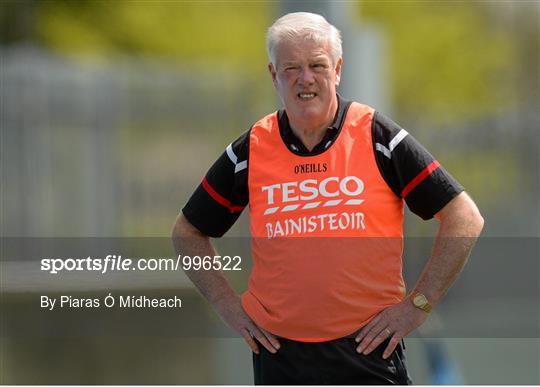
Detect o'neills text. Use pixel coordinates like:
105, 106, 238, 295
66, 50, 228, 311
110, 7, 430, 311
294, 163, 328, 174
265, 211, 365, 238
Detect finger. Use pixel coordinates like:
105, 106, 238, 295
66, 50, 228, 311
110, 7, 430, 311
355, 314, 382, 343
240, 328, 260, 354
250, 326, 277, 354
362, 327, 393, 355
260, 327, 281, 350
383, 335, 402, 359
356, 323, 388, 353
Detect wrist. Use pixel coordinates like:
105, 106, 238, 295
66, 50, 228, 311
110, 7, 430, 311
409, 290, 433, 313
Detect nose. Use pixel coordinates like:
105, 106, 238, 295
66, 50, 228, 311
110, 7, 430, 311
298, 66, 315, 85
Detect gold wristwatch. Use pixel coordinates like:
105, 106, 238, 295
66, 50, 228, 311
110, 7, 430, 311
410, 291, 432, 313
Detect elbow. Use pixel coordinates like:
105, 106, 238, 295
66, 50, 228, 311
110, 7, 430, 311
171, 214, 183, 240
171, 214, 199, 256
464, 199, 484, 237
437, 192, 484, 237
171, 215, 183, 254
171, 213, 206, 240
472, 209, 484, 236
171, 213, 194, 247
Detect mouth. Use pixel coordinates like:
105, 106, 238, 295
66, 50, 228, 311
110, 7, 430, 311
297, 92, 317, 101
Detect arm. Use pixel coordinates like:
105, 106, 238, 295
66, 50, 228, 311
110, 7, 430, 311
355, 191, 484, 358
171, 213, 280, 354
414, 191, 484, 305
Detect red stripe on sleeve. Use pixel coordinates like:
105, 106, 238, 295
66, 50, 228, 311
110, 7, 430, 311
401, 161, 441, 198
202, 176, 245, 213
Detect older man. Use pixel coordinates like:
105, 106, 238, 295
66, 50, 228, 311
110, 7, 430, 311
172, 12, 483, 385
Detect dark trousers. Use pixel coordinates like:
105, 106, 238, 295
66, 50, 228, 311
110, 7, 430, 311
253, 337, 411, 385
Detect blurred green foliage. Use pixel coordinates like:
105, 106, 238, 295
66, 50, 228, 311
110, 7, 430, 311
2, 0, 272, 73
360, 2, 519, 122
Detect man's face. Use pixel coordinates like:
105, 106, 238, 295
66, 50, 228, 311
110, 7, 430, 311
269, 37, 342, 128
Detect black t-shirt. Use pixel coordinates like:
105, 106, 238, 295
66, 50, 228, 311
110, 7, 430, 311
183, 95, 464, 237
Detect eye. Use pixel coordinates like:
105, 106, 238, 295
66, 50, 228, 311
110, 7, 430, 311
311, 63, 327, 71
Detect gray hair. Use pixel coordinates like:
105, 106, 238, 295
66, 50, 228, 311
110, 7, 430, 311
266, 12, 342, 66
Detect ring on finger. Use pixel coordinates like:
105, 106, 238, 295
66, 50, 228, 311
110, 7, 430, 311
384, 328, 392, 336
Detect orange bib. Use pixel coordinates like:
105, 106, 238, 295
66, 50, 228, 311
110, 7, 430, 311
242, 103, 406, 341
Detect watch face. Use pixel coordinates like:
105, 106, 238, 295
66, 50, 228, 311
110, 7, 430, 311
413, 294, 427, 307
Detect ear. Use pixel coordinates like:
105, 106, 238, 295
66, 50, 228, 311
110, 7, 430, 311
334, 57, 343, 86
268, 62, 278, 88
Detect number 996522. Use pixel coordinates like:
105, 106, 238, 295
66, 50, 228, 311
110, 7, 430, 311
181, 255, 242, 271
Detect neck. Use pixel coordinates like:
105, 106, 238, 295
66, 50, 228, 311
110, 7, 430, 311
288, 97, 338, 152
290, 125, 327, 152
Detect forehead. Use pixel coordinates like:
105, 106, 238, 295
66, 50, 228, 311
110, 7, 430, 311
274, 37, 332, 65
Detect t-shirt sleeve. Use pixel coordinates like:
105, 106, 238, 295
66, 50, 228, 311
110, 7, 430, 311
181, 130, 250, 237
372, 111, 464, 220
